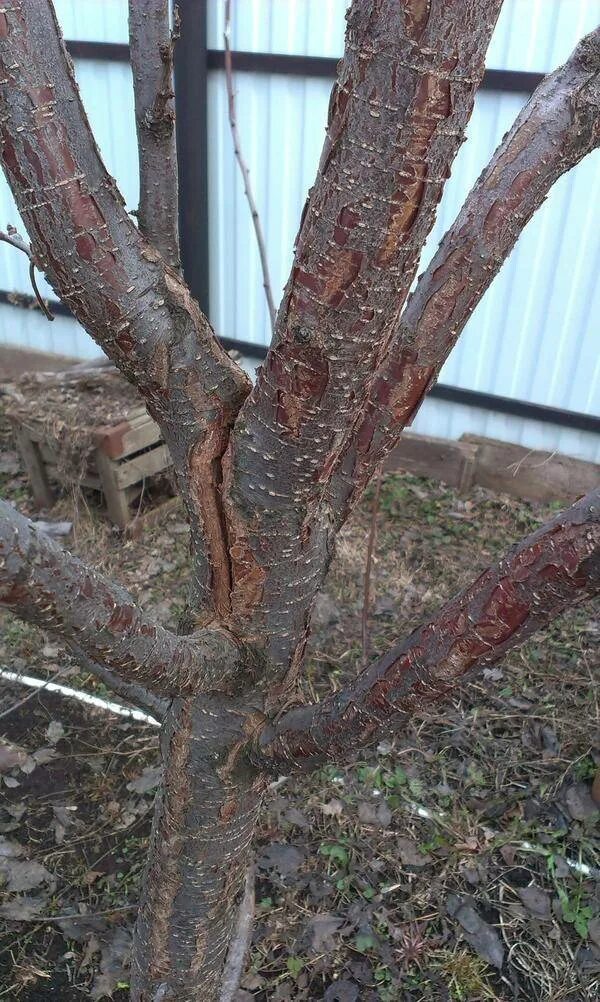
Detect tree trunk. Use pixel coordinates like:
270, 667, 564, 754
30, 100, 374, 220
131, 694, 265, 1001
0, 4, 599, 1000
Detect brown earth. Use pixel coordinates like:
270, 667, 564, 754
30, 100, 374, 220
0, 398, 598, 1001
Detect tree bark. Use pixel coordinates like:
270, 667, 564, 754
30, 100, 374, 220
222, 0, 504, 680
258, 487, 600, 767
0, 501, 243, 696
0, 2, 598, 1000
130, 695, 265, 1001
128, 0, 180, 270
334, 27, 600, 508
0, 0, 250, 612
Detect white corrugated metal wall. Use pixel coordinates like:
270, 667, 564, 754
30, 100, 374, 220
0, 1, 599, 462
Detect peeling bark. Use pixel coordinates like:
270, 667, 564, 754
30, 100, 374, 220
0, 3, 598, 999
131, 696, 265, 1000
257, 488, 600, 768
334, 28, 600, 510
0, 501, 242, 697
0, 0, 250, 610
223, 0, 504, 676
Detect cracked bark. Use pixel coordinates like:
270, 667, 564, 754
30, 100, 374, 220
222, 0, 504, 678
128, 0, 180, 270
0, 501, 242, 697
332, 27, 600, 512
0, 0, 250, 611
257, 487, 600, 768
131, 697, 265, 1001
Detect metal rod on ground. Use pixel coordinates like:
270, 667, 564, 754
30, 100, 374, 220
362, 467, 383, 666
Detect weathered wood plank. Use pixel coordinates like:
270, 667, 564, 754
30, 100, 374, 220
385, 432, 477, 489
95, 449, 132, 528
115, 444, 172, 489
94, 408, 160, 459
45, 464, 102, 491
14, 430, 54, 508
463, 435, 600, 503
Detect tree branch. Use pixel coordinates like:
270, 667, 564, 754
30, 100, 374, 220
0, 501, 243, 698
257, 488, 600, 768
223, 0, 503, 673
72, 644, 168, 720
128, 0, 180, 269
0, 225, 54, 319
335, 28, 600, 511
0, 0, 251, 612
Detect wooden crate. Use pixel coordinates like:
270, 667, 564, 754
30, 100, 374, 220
11, 406, 173, 529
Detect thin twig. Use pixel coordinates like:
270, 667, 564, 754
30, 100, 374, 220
362, 467, 383, 666
223, 0, 276, 333
28, 260, 54, 320
17, 905, 138, 923
0, 227, 53, 320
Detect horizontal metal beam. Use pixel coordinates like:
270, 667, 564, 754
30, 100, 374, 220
65, 40, 130, 63
63, 39, 544, 96
0, 291, 596, 435
205, 49, 544, 94
429, 384, 600, 434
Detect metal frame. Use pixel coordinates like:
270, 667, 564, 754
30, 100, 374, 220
173, 0, 210, 315
0, 25, 595, 437
205, 50, 544, 95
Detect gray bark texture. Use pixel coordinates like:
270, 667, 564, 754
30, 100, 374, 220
0, 2, 599, 998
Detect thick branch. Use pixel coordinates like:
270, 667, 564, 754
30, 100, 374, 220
0, 0, 250, 611
223, 0, 503, 673
336, 28, 600, 510
0, 501, 242, 698
257, 488, 600, 768
128, 0, 180, 269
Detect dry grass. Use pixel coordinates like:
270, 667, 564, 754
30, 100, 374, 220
0, 402, 598, 1000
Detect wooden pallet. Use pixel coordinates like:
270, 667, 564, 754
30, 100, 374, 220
11, 406, 173, 529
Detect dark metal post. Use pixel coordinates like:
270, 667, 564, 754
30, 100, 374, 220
173, 0, 210, 316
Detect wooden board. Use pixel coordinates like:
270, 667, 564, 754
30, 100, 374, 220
462, 435, 600, 503
385, 432, 477, 490
14, 430, 54, 508
94, 407, 162, 459
115, 444, 172, 489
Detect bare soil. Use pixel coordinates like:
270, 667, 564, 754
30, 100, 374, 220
1, 401, 598, 1001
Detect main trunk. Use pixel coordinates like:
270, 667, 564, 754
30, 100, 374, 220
130, 694, 266, 1001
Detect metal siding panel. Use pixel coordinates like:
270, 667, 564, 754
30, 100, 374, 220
488, 0, 600, 73
208, 0, 600, 67
207, 0, 347, 57
0, 301, 101, 359
53, 0, 128, 43
412, 397, 600, 464
207, 68, 331, 347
